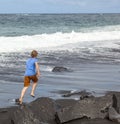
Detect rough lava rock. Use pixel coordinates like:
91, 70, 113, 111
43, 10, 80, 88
55, 94, 112, 123
1, 92, 120, 124
52, 67, 72, 72
112, 93, 120, 113
0, 107, 17, 124
62, 90, 94, 99
29, 97, 56, 124
65, 118, 119, 124
12, 105, 41, 124
109, 107, 120, 123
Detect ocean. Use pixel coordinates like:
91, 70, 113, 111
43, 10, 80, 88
0, 13, 120, 107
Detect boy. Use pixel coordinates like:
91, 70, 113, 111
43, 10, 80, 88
19, 50, 40, 104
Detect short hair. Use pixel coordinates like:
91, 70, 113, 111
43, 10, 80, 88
31, 50, 38, 58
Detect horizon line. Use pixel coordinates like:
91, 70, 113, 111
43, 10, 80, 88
0, 12, 120, 14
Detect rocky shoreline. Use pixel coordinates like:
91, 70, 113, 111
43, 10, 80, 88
1, 91, 120, 124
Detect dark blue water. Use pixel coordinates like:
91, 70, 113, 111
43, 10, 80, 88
0, 14, 120, 36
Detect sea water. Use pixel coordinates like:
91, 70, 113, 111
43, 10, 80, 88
0, 14, 120, 107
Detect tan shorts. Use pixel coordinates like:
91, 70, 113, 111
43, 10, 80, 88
24, 75, 38, 87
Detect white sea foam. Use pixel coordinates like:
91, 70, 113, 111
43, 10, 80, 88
41, 66, 53, 72
0, 27, 120, 53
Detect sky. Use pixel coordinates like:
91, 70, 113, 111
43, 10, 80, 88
0, 0, 120, 13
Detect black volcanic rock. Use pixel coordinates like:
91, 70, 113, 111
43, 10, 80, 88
1, 92, 120, 124
108, 107, 120, 123
12, 105, 40, 124
0, 107, 17, 124
62, 90, 94, 99
55, 94, 112, 123
29, 97, 56, 124
112, 93, 120, 113
65, 118, 118, 124
52, 67, 71, 72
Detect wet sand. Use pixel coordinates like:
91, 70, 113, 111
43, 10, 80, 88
0, 63, 120, 108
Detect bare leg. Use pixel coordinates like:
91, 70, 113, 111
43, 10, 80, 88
19, 86, 28, 104
31, 82, 37, 97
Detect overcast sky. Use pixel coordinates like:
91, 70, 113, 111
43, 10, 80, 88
0, 0, 120, 13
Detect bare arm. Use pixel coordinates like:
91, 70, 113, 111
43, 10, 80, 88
35, 62, 40, 77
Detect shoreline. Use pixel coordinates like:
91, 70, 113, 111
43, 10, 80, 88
0, 84, 112, 109
0, 63, 120, 109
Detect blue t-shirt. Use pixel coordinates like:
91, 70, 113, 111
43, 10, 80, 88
24, 58, 38, 76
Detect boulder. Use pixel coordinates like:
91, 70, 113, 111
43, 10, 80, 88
65, 118, 118, 124
0, 107, 17, 124
62, 90, 94, 99
12, 105, 41, 124
52, 67, 71, 72
29, 97, 56, 124
55, 94, 112, 124
11, 97, 56, 124
109, 107, 120, 123
55, 99, 77, 109
0, 98, 57, 124
55, 99, 78, 124
112, 93, 120, 113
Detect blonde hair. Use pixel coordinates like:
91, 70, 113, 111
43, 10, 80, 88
31, 50, 38, 58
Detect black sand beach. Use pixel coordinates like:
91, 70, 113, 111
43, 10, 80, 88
0, 49, 120, 124
0, 60, 120, 108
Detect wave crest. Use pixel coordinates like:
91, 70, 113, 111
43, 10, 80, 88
0, 29, 120, 52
